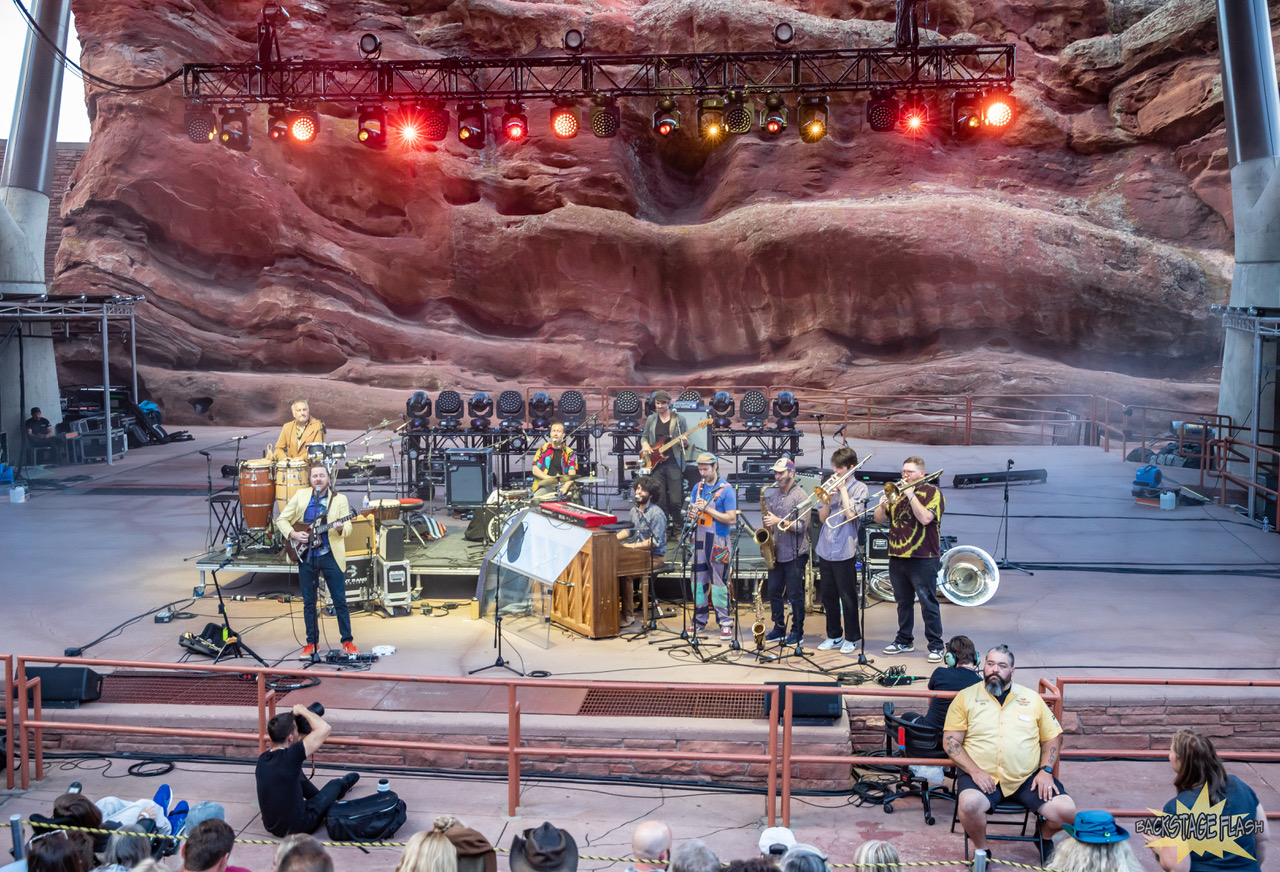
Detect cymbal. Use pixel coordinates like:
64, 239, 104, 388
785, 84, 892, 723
499, 488, 531, 499
573, 476, 604, 485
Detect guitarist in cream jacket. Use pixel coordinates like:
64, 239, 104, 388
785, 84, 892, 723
276, 463, 358, 659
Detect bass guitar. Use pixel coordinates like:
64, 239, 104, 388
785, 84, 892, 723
639, 418, 711, 474
286, 510, 359, 563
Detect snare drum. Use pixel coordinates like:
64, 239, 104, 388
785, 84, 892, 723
370, 499, 401, 523
306, 442, 327, 462
276, 459, 308, 512
239, 459, 275, 530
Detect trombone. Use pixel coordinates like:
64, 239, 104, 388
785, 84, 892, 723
776, 455, 872, 532
826, 468, 944, 529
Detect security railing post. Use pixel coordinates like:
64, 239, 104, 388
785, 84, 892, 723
508, 684, 521, 817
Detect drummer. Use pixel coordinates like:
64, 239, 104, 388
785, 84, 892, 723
531, 422, 578, 498
273, 399, 326, 461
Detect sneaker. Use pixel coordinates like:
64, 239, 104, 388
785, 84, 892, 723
720, 624, 734, 641
342, 641, 359, 655
764, 626, 787, 642
167, 800, 189, 835
340, 772, 360, 793
817, 637, 843, 651
301, 644, 317, 658
152, 784, 172, 814
840, 640, 857, 655
783, 633, 802, 646
927, 649, 945, 663
883, 642, 915, 654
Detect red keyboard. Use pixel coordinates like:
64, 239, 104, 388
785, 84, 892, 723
539, 501, 618, 528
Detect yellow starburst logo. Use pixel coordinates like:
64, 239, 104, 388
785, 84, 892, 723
1137, 784, 1264, 864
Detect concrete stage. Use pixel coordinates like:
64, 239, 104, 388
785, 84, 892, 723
2, 425, 1278, 871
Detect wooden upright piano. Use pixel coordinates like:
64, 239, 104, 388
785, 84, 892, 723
549, 528, 656, 638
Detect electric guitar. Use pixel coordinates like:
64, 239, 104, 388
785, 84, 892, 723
639, 418, 711, 474
286, 510, 358, 563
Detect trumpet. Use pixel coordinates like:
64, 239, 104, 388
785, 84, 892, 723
827, 468, 944, 529
777, 455, 872, 532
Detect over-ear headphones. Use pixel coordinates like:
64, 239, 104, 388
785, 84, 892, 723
944, 651, 956, 668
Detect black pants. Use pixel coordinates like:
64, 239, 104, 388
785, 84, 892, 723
299, 551, 353, 645
888, 556, 943, 651
654, 461, 684, 531
293, 775, 348, 835
767, 556, 807, 635
818, 556, 860, 642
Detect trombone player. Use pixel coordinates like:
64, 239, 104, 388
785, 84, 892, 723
816, 447, 869, 654
874, 455, 946, 662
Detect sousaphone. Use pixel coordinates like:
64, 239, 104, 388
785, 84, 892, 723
866, 544, 999, 607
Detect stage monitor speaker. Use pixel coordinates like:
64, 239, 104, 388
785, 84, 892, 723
327, 555, 372, 604
762, 681, 843, 725
378, 521, 405, 562
952, 469, 1048, 489
446, 447, 493, 509
23, 666, 103, 709
855, 470, 900, 484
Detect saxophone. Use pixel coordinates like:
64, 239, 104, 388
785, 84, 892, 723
757, 484, 777, 570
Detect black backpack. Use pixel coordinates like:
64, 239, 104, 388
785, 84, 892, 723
324, 791, 406, 842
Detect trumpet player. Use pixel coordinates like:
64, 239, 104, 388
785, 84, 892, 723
875, 455, 946, 661
762, 458, 810, 646
816, 447, 869, 654
690, 453, 738, 640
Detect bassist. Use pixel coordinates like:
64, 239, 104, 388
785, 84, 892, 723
275, 463, 358, 659
640, 390, 688, 533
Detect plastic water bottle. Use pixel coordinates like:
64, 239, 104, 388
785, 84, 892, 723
377, 778, 390, 792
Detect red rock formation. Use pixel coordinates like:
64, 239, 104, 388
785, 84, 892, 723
51, 0, 1265, 428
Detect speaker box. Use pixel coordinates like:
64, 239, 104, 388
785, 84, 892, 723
446, 447, 493, 509
345, 515, 377, 557
23, 667, 103, 708
378, 521, 405, 562
762, 681, 843, 725
951, 468, 1048, 489
320, 555, 372, 604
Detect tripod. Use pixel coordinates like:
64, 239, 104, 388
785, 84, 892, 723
470, 582, 525, 677
208, 561, 269, 667
996, 459, 1033, 575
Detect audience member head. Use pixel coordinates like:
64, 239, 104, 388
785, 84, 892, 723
669, 840, 718, 872
398, 820, 460, 872
945, 635, 977, 668
780, 845, 828, 872
103, 825, 151, 869
433, 814, 497, 872
850, 840, 899, 872
27, 831, 83, 872
757, 827, 795, 859
51, 794, 102, 829
181, 819, 235, 872
274, 834, 318, 871
267, 711, 299, 746
631, 820, 672, 868
510, 823, 577, 872
1169, 728, 1228, 801
726, 859, 779, 872
1049, 811, 1142, 872
133, 861, 169, 872
277, 834, 333, 872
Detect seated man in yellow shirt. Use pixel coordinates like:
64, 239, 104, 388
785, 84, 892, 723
943, 644, 1077, 854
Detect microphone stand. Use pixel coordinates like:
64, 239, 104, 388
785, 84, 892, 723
657, 495, 717, 658
209, 558, 269, 667
996, 458, 1033, 575
469, 557, 524, 677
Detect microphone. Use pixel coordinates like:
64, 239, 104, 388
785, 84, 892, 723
198, 450, 212, 457
231, 435, 249, 441
1007, 458, 1014, 469
833, 425, 847, 438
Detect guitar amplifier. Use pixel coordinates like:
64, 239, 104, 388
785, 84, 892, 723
345, 515, 377, 557
378, 521, 405, 562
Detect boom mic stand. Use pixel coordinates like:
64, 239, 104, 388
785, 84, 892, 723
996, 459, 1033, 576
208, 560, 269, 667
657, 504, 719, 658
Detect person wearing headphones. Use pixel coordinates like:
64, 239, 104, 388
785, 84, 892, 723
920, 635, 982, 750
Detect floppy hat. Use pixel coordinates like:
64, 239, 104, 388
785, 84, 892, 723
695, 452, 718, 465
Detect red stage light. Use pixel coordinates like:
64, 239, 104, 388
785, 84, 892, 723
983, 92, 1015, 129
550, 104, 580, 139
289, 114, 317, 142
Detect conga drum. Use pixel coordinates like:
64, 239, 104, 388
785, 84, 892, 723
239, 459, 274, 530
276, 459, 308, 513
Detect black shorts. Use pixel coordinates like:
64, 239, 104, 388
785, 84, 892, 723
955, 770, 1066, 814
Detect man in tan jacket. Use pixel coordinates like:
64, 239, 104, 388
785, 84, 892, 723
273, 400, 326, 461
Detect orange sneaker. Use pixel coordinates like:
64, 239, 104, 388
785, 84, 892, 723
341, 641, 359, 655
301, 644, 317, 658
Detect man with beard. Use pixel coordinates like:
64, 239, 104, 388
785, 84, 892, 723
689, 453, 738, 640
762, 457, 811, 646
273, 400, 326, 462
532, 421, 580, 498
944, 645, 1077, 853
875, 455, 946, 661
616, 475, 667, 628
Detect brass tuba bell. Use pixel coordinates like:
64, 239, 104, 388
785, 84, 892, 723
936, 545, 999, 606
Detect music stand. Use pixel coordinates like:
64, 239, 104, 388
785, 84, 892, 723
996, 459, 1033, 576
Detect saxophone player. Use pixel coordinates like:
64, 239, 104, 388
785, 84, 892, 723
816, 447, 869, 654
762, 458, 810, 646
689, 453, 738, 640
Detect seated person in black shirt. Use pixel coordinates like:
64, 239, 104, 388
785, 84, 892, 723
921, 634, 982, 748
25, 406, 62, 462
255, 704, 360, 836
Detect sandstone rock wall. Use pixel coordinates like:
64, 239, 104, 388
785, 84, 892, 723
50, 0, 1269, 427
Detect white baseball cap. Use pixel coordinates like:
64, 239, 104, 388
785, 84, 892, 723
758, 826, 796, 855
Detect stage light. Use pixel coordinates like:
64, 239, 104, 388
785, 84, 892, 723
759, 92, 787, 136
501, 100, 529, 142
710, 390, 735, 429
406, 390, 432, 429
550, 100, 580, 139
497, 390, 525, 429
218, 107, 251, 151
983, 88, 1015, 130
724, 93, 752, 135
612, 390, 642, 429
267, 105, 289, 141
740, 390, 768, 429
559, 390, 587, 426
529, 391, 555, 430
590, 96, 620, 138
358, 33, 382, 59
436, 390, 464, 429
563, 29, 585, 52
458, 102, 486, 148
867, 91, 898, 132
283, 108, 319, 143
357, 105, 387, 149
468, 391, 494, 430
798, 94, 828, 143
901, 93, 928, 134
653, 98, 680, 136
388, 104, 433, 147
773, 22, 795, 45
772, 390, 800, 430
185, 105, 217, 143
677, 389, 703, 406
697, 97, 726, 141
951, 92, 981, 139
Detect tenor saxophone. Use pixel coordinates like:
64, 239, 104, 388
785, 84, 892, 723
756, 484, 776, 570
